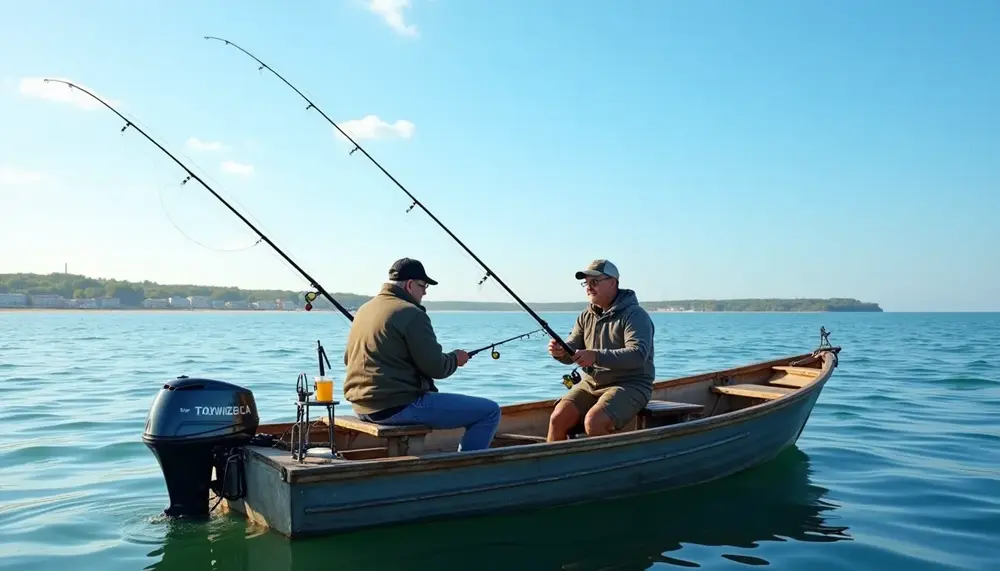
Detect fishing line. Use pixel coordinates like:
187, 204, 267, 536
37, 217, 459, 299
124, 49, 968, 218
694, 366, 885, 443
168, 146, 275, 253
118, 103, 307, 287
203, 36, 578, 359
41, 78, 355, 323
157, 180, 262, 253
83, 99, 269, 256
43, 78, 542, 364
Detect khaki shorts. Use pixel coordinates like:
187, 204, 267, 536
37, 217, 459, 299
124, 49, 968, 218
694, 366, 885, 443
560, 382, 650, 430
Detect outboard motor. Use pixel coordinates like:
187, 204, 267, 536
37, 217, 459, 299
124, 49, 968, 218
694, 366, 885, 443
142, 375, 259, 519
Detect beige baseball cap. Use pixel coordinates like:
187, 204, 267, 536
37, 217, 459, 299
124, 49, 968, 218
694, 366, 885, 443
574, 259, 619, 280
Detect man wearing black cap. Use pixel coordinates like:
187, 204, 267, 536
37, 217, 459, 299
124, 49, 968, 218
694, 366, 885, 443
546, 259, 655, 441
342, 257, 502, 452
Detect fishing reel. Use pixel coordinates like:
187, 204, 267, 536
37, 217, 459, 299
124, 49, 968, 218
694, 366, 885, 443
303, 291, 318, 311
469, 346, 501, 360
562, 367, 582, 389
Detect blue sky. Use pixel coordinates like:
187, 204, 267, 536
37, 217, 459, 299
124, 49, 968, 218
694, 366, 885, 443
1, 0, 997, 311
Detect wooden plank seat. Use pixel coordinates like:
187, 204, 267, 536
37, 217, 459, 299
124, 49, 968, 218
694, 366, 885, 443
770, 376, 813, 389
711, 383, 794, 401
769, 365, 821, 388
636, 399, 705, 429
568, 399, 704, 437
323, 415, 432, 457
330, 415, 432, 438
493, 433, 547, 446
771, 366, 821, 377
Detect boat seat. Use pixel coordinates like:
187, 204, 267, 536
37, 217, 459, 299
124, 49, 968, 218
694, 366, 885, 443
771, 365, 821, 377
636, 400, 704, 429
493, 433, 547, 446
569, 399, 704, 437
770, 376, 813, 388
324, 415, 432, 457
769, 366, 821, 388
711, 384, 794, 401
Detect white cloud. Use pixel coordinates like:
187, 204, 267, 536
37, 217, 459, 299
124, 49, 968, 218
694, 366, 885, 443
368, 0, 418, 37
337, 115, 415, 141
186, 137, 229, 152
220, 160, 254, 177
0, 167, 47, 186
18, 77, 120, 110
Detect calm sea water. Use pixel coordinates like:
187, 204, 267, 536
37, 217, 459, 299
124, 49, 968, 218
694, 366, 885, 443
1, 310, 998, 570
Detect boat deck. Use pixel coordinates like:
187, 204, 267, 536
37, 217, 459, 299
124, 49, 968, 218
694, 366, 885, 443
250, 353, 829, 467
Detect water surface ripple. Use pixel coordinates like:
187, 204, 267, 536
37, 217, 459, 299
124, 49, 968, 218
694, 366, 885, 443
1, 310, 998, 570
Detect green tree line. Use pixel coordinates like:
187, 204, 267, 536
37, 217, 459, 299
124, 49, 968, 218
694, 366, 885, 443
0, 272, 367, 308
0, 272, 883, 312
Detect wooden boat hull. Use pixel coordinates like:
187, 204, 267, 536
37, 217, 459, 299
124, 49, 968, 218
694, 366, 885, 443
220, 344, 840, 539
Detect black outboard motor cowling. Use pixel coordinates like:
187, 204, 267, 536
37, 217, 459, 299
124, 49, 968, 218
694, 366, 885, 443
142, 376, 259, 519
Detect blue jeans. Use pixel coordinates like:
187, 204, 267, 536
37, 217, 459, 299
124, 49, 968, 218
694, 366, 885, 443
372, 392, 501, 452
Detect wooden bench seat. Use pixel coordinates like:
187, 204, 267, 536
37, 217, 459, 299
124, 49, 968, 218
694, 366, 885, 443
636, 399, 704, 429
770, 376, 813, 388
769, 365, 821, 388
493, 433, 547, 445
322, 415, 433, 457
711, 383, 794, 401
329, 415, 432, 438
771, 366, 821, 377
568, 399, 704, 437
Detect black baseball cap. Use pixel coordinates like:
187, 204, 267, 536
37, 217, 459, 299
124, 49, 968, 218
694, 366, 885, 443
389, 258, 438, 285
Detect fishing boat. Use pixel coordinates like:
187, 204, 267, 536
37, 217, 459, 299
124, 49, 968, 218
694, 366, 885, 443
141, 327, 841, 539
40, 58, 842, 540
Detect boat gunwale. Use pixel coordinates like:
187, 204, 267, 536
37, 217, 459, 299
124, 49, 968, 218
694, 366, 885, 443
254, 348, 838, 484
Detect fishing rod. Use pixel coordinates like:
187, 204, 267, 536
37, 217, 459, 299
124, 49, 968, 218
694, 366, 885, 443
45, 77, 557, 381
468, 328, 543, 359
41, 78, 354, 322
43, 78, 546, 369
203, 36, 578, 359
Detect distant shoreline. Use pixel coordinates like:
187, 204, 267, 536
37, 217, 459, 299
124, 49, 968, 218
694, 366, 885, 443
1, 271, 884, 313
5, 308, 997, 314
0, 307, 867, 315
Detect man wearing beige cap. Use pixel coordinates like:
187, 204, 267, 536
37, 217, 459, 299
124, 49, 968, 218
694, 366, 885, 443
546, 259, 655, 440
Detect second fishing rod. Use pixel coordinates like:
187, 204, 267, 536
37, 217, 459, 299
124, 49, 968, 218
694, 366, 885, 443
204, 36, 579, 362
41, 79, 536, 362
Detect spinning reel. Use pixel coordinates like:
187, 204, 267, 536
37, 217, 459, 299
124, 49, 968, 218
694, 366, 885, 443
303, 291, 318, 311
562, 367, 582, 389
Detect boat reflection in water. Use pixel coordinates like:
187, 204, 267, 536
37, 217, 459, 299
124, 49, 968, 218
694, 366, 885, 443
146, 447, 852, 570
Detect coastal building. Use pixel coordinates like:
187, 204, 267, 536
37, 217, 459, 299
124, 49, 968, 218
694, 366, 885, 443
144, 298, 169, 309
187, 295, 212, 309
0, 293, 28, 307
211, 300, 227, 309
253, 300, 277, 310
58, 297, 120, 309
31, 294, 65, 308
169, 297, 191, 309
225, 300, 249, 310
